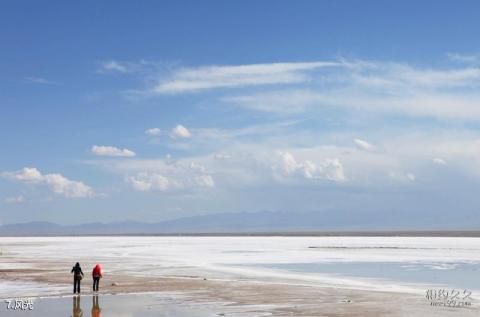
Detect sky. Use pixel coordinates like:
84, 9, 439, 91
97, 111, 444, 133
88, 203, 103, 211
1, 1, 480, 227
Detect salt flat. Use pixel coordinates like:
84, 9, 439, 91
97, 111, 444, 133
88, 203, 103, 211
1, 236, 479, 316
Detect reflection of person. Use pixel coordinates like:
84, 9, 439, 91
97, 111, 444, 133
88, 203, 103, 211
92, 264, 103, 292
72, 295, 83, 317
71, 262, 84, 294
91, 295, 101, 317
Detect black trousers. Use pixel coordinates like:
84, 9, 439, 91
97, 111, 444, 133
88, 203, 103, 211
93, 277, 100, 291
73, 278, 81, 293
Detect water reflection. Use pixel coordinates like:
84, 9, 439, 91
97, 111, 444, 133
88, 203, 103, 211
71, 295, 101, 317
72, 296, 83, 317
91, 295, 101, 317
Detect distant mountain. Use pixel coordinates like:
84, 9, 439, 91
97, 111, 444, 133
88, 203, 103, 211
0, 209, 479, 236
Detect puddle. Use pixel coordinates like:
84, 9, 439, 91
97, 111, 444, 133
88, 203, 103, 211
2, 293, 218, 317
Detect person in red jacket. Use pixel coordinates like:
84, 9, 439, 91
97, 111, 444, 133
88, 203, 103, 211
92, 264, 103, 292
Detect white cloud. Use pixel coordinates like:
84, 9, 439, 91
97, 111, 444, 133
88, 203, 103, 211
3, 167, 94, 198
5, 195, 25, 204
126, 169, 214, 192
447, 53, 480, 64
42, 173, 94, 197
145, 128, 161, 136
170, 124, 192, 138
154, 61, 340, 93
99, 59, 155, 74
354, 139, 375, 152
194, 174, 215, 188
7, 167, 43, 183
91, 145, 136, 157
387, 171, 416, 183
127, 173, 171, 191
225, 90, 322, 114
214, 153, 231, 160
228, 88, 480, 121
88, 126, 480, 192
100, 60, 129, 73
112, 157, 215, 193
433, 158, 447, 165
24, 77, 59, 85
222, 59, 480, 120
111, 57, 480, 120
277, 151, 345, 182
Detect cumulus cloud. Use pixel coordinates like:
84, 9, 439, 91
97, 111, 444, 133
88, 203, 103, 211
154, 61, 340, 93
127, 170, 214, 192
91, 145, 136, 157
4, 195, 25, 204
127, 173, 171, 191
119, 158, 214, 193
278, 151, 345, 182
145, 128, 161, 136
354, 138, 375, 152
170, 124, 192, 138
92, 127, 480, 192
8, 167, 43, 182
3, 167, 94, 198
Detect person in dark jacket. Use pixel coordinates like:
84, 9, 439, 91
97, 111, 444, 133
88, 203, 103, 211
71, 262, 84, 294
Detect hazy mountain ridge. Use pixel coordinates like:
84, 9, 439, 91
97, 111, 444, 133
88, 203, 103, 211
1, 209, 479, 235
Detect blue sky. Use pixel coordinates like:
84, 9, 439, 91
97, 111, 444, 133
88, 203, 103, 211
2, 1, 480, 226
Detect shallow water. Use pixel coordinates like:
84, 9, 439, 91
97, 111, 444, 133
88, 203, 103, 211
240, 261, 480, 291
2, 294, 218, 317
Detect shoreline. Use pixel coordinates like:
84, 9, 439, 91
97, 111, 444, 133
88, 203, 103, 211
1, 273, 479, 317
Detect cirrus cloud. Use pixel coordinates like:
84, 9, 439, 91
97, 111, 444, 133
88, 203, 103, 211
154, 61, 340, 94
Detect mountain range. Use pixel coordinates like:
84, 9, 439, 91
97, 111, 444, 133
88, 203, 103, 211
1, 209, 479, 236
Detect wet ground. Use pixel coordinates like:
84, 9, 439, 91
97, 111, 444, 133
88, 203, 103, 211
2, 293, 221, 317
